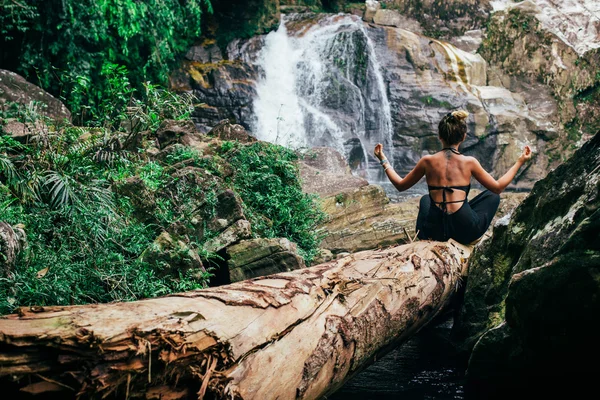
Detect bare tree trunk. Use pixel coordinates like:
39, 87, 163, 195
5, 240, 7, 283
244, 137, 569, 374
0, 240, 471, 399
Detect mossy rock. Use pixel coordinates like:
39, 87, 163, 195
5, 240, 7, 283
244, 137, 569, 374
456, 131, 600, 392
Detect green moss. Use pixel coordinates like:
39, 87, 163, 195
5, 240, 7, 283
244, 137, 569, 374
418, 95, 453, 109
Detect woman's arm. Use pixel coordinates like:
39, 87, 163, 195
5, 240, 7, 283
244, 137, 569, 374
470, 145, 532, 194
374, 144, 426, 192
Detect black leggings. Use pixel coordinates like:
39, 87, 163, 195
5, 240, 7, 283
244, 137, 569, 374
416, 190, 500, 245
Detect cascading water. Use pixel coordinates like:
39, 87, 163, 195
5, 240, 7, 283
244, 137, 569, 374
252, 14, 395, 182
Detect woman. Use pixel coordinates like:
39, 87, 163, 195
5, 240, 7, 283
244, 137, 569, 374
374, 110, 532, 245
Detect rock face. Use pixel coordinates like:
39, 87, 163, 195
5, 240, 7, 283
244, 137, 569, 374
455, 132, 600, 393
170, 58, 260, 134
173, 11, 569, 190
299, 147, 369, 197
319, 185, 419, 254
380, 0, 492, 39
317, 184, 527, 255
373, 9, 422, 32
480, 1, 600, 141
370, 23, 553, 188
225, 237, 305, 282
0, 69, 71, 122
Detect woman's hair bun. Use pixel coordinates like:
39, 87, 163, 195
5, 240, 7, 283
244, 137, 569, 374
451, 110, 469, 121
451, 110, 469, 122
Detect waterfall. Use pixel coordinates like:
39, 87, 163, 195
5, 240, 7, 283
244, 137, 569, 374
251, 14, 394, 181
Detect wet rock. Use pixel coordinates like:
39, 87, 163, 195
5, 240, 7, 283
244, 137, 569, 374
455, 132, 600, 392
226, 237, 305, 282
0, 69, 71, 122
173, 59, 260, 133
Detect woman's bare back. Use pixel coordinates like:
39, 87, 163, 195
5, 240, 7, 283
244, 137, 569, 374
423, 151, 471, 213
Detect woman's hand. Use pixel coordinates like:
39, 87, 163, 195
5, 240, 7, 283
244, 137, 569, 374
518, 145, 533, 163
374, 143, 386, 161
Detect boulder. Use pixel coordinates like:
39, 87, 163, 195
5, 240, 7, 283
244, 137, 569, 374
197, 189, 246, 241
207, 120, 257, 143
0, 69, 71, 122
450, 29, 484, 54
455, 132, 600, 394
112, 177, 156, 223
226, 237, 305, 282
363, 0, 380, 23
318, 185, 418, 254
204, 219, 252, 253
141, 231, 205, 278
0, 120, 42, 144
373, 9, 422, 33
319, 184, 527, 255
185, 42, 223, 64
155, 119, 199, 149
299, 147, 369, 197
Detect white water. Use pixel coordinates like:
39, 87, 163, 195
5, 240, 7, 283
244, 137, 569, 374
252, 14, 395, 181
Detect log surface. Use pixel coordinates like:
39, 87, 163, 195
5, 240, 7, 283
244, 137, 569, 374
0, 240, 471, 399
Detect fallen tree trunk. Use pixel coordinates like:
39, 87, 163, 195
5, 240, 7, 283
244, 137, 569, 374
0, 240, 471, 399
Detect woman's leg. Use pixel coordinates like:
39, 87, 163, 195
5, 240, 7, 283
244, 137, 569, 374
416, 195, 432, 240
468, 190, 500, 238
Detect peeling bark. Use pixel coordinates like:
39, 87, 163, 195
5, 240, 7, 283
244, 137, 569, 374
0, 240, 470, 399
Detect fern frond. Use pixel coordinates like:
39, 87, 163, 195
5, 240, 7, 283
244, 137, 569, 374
44, 171, 78, 211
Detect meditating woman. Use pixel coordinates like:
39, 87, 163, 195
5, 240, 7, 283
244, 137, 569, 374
374, 110, 532, 245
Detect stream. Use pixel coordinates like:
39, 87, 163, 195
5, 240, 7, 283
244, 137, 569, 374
330, 314, 466, 400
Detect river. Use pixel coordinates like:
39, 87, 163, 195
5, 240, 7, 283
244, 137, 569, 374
330, 313, 466, 400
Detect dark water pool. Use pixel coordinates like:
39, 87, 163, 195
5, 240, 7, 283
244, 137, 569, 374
328, 314, 466, 400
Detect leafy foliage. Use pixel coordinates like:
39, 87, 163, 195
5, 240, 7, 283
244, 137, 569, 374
0, 94, 211, 315
221, 141, 326, 262
0, 0, 212, 121
0, 90, 326, 314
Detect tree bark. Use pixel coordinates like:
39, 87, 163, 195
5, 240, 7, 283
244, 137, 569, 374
0, 240, 471, 399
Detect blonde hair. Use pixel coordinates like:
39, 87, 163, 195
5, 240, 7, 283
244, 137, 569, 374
439, 109, 469, 145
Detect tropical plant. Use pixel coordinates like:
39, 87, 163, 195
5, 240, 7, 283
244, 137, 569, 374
0, 0, 212, 121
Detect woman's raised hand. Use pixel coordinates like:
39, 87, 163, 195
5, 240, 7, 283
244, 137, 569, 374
519, 145, 533, 163
374, 143, 385, 160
